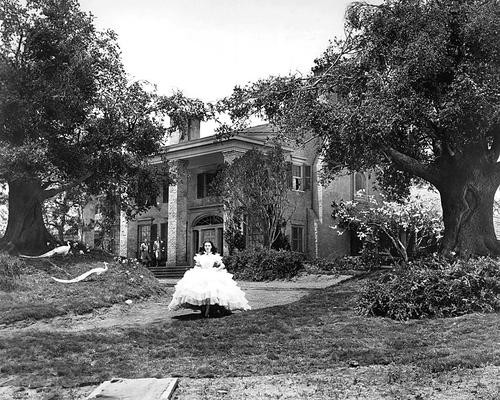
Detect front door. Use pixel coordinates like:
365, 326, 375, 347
192, 215, 224, 264
201, 228, 216, 245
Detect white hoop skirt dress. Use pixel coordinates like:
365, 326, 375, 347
168, 253, 251, 312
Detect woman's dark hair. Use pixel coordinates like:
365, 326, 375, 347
198, 240, 217, 254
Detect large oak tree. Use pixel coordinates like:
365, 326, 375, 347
0, 0, 168, 254
217, 0, 500, 256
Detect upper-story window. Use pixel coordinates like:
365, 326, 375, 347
292, 165, 302, 190
197, 172, 216, 199
354, 172, 367, 197
291, 164, 312, 191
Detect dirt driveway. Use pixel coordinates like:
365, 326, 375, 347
0, 274, 350, 334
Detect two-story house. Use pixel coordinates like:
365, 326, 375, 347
104, 121, 377, 277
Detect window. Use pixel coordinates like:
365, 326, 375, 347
292, 165, 302, 191
354, 172, 367, 196
291, 165, 312, 191
197, 172, 216, 199
194, 215, 224, 226
291, 226, 304, 252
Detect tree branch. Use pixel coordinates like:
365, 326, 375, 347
383, 147, 441, 186
41, 179, 60, 189
15, 31, 24, 65
42, 173, 92, 200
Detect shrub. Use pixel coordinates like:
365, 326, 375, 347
357, 257, 500, 320
306, 256, 378, 275
224, 249, 305, 281
332, 191, 443, 265
0, 253, 25, 291
305, 258, 338, 275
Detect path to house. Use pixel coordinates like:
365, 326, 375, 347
0, 274, 351, 335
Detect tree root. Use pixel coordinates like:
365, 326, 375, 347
0, 239, 19, 255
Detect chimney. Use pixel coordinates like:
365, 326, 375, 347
187, 118, 200, 141
169, 117, 201, 145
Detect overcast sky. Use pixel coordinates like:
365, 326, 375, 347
79, 0, 359, 102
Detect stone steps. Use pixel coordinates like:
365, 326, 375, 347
148, 265, 190, 279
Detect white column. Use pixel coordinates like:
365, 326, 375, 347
166, 160, 188, 266
119, 211, 128, 257
166, 183, 178, 267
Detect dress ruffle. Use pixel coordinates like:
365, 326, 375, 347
168, 254, 251, 312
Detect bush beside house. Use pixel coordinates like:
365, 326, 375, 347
224, 249, 306, 281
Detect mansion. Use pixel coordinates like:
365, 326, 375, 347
83, 122, 377, 275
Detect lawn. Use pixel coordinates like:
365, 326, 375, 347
1, 269, 500, 396
0, 252, 167, 325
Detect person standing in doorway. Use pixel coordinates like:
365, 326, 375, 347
153, 239, 160, 267
140, 239, 151, 267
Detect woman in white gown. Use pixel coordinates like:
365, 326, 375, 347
168, 241, 251, 317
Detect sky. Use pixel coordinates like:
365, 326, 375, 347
79, 0, 358, 106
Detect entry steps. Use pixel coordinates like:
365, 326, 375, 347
148, 264, 189, 279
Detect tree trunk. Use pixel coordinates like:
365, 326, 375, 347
0, 179, 55, 255
438, 163, 500, 257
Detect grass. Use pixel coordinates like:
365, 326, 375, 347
1, 271, 500, 390
0, 252, 167, 325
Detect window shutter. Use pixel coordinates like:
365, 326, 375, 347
286, 162, 293, 189
217, 228, 224, 255
192, 230, 200, 258
304, 165, 312, 190
149, 191, 158, 207
197, 174, 204, 198
151, 223, 158, 242
162, 181, 169, 203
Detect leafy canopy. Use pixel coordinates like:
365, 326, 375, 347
0, 0, 168, 213
216, 0, 500, 197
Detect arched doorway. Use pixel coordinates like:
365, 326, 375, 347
192, 215, 224, 259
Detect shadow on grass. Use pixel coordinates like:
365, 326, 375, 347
172, 313, 205, 321
173, 309, 234, 321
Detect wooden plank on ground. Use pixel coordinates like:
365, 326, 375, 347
86, 377, 178, 400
